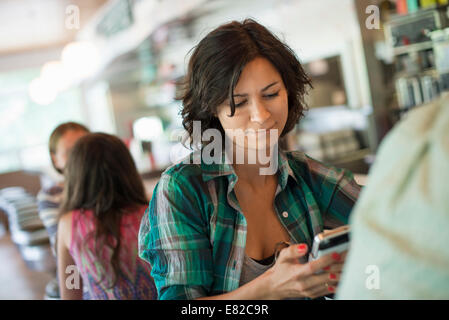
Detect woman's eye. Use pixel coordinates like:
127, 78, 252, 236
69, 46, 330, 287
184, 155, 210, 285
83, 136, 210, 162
234, 100, 247, 107
265, 92, 279, 99
231, 93, 278, 107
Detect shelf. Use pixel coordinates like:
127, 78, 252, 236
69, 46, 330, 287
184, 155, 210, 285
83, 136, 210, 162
388, 6, 441, 25
393, 41, 434, 55
328, 148, 372, 165
384, 4, 449, 127
394, 68, 438, 79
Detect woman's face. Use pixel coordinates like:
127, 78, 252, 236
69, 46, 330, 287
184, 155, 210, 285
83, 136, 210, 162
216, 57, 288, 151
52, 129, 88, 172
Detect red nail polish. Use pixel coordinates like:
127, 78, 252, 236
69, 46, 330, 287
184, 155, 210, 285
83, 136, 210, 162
332, 252, 341, 261
323, 266, 330, 271
329, 273, 337, 280
298, 244, 307, 252
328, 286, 335, 292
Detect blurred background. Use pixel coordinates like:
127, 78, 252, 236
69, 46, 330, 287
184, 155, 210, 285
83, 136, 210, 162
1, 0, 449, 299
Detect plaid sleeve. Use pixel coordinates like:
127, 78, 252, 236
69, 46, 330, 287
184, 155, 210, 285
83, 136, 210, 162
138, 172, 214, 300
320, 167, 361, 227
303, 156, 361, 228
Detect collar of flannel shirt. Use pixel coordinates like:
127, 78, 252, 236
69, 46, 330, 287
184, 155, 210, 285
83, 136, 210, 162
200, 146, 298, 193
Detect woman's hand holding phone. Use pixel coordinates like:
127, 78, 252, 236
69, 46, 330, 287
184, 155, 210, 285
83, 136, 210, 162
263, 243, 346, 299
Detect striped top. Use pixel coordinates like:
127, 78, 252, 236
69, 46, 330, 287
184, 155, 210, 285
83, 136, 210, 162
139, 148, 361, 300
37, 184, 63, 252
239, 253, 275, 287
70, 206, 157, 300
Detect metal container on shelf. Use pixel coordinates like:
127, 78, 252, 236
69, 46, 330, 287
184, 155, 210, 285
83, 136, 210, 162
385, 5, 449, 120
431, 28, 449, 72
430, 29, 449, 92
421, 75, 441, 102
384, 6, 449, 54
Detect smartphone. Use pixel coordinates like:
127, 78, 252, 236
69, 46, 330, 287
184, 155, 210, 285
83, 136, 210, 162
308, 225, 350, 262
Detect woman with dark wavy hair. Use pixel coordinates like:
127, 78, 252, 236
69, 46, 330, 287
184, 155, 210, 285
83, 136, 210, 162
139, 19, 361, 300
57, 133, 157, 300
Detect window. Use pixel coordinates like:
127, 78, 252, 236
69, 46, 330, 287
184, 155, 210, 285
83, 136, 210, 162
0, 68, 85, 174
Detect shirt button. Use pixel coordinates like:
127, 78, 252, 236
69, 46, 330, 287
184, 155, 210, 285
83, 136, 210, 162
282, 211, 289, 218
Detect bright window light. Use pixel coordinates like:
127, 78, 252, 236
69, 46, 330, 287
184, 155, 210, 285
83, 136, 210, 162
133, 117, 164, 141
28, 77, 57, 105
41, 60, 70, 91
61, 41, 100, 81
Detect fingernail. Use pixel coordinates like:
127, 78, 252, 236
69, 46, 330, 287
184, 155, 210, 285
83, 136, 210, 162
298, 244, 307, 252
328, 286, 335, 293
323, 266, 330, 271
329, 273, 337, 280
332, 252, 341, 261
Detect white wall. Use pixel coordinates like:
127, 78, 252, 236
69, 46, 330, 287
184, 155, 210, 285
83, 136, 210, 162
0, 0, 69, 53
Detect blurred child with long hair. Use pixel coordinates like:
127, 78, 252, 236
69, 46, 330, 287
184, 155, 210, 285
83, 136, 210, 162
57, 133, 157, 300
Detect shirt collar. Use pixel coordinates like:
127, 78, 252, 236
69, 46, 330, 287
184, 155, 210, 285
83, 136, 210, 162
200, 149, 235, 182
278, 148, 298, 189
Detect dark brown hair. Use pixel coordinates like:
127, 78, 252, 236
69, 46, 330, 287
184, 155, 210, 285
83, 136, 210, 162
59, 133, 148, 288
48, 122, 89, 173
178, 19, 312, 148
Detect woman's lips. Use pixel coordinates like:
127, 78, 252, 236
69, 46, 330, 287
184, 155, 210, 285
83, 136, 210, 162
245, 123, 277, 134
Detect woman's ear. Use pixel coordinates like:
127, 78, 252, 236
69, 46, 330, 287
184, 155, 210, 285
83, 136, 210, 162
50, 153, 60, 170
50, 152, 57, 166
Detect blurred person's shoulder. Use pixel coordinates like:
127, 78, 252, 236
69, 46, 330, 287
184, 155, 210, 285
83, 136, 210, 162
39, 184, 63, 196
37, 183, 64, 203
37, 168, 64, 201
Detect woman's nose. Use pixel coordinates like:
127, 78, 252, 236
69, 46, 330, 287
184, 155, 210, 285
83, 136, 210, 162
249, 100, 271, 124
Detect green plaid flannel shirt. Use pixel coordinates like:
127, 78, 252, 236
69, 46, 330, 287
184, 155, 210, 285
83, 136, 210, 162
139, 149, 360, 299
